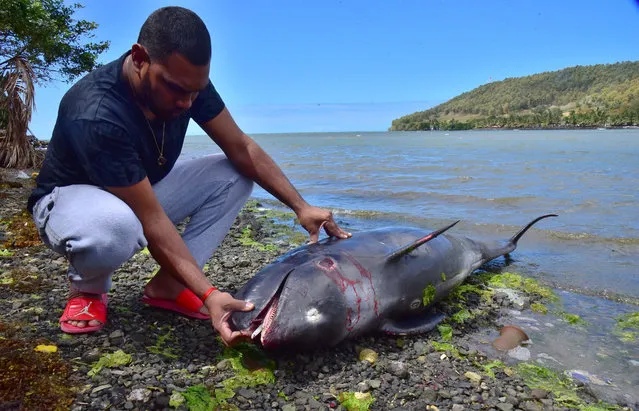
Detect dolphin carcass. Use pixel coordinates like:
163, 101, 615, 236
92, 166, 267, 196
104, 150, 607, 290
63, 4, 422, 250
230, 214, 557, 351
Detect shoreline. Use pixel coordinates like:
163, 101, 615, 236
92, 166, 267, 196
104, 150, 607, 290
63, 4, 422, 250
26, 125, 639, 147
1, 169, 636, 410
389, 125, 639, 132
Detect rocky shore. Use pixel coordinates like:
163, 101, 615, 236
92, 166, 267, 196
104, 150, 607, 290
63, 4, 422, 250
0, 169, 633, 411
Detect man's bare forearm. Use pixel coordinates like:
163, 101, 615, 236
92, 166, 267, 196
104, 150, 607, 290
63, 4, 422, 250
142, 209, 214, 297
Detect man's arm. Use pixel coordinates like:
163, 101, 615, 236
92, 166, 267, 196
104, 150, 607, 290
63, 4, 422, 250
200, 107, 351, 242
106, 178, 253, 345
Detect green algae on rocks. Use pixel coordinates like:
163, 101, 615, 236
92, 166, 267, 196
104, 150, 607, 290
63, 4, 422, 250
182, 384, 215, 411
437, 324, 453, 342
516, 363, 622, 410
338, 391, 375, 411
531, 302, 549, 314
0, 248, 14, 257
447, 282, 494, 304
88, 349, 132, 377
480, 271, 557, 301
147, 326, 179, 360
614, 312, 639, 342
239, 225, 279, 252
560, 312, 588, 327
430, 341, 462, 358
190, 341, 276, 409
480, 360, 505, 378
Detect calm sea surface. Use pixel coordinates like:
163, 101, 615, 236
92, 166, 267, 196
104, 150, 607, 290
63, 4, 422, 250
182, 129, 639, 301
182, 129, 639, 402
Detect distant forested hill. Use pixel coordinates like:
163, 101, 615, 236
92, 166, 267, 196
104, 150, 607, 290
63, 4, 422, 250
390, 61, 639, 130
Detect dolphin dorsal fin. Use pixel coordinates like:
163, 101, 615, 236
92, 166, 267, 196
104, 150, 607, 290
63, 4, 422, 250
385, 220, 460, 262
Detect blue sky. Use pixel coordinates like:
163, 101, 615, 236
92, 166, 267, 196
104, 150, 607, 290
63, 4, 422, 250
29, 0, 639, 138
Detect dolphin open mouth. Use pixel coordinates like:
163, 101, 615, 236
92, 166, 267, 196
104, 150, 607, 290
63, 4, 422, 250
246, 271, 291, 344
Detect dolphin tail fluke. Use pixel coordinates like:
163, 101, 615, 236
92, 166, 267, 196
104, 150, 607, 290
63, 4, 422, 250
386, 220, 460, 262
480, 213, 558, 264
509, 213, 558, 245
381, 311, 446, 335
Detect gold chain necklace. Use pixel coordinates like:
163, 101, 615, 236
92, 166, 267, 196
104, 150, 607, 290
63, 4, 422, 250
145, 119, 167, 166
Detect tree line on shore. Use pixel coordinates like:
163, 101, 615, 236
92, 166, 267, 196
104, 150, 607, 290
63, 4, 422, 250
390, 61, 639, 131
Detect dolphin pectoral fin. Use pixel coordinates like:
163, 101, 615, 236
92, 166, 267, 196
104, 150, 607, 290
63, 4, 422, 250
385, 220, 460, 262
380, 311, 446, 335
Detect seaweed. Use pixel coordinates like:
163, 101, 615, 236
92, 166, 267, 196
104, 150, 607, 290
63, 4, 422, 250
516, 363, 621, 410
430, 341, 462, 358
88, 349, 132, 377
2, 209, 42, 249
479, 271, 558, 301
185, 340, 277, 409
560, 312, 588, 327
0, 337, 78, 410
422, 284, 436, 306
146, 326, 179, 360
338, 391, 375, 411
239, 225, 279, 252
531, 302, 549, 314
613, 312, 639, 342
182, 384, 215, 411
437, 324, 453, 342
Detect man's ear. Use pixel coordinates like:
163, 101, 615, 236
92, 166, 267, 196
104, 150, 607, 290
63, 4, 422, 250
130, 43, 151, 75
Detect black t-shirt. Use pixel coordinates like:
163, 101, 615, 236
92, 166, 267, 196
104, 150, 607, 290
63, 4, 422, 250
27, 51, 225, 213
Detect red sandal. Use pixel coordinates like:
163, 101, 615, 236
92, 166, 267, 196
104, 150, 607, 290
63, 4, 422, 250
59, 294, 108, 334
141, 288, 210, 320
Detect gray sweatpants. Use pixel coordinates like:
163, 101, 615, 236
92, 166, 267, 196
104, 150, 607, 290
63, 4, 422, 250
31, 154, 254, 294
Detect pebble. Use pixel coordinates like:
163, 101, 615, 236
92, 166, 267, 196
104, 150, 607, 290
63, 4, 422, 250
155, 395, 170, 407
520, 400, 544, 411
108, 329, 124, 342
237, 388, 257, 399
497, 403, 514, 411
464, 371, 482, 384
508, 346, 531, 361
530, 389, 548, 399
127, 388, 151, 402
421, 388, 438, 402
83, 347, 101, 362
216, 359, 231, 370
91, 384, 112, 394
387, 361, 409, 379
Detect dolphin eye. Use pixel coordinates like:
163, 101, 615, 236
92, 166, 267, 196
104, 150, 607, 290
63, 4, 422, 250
316, 257, 336, 271
306, 307, 323, 323
409, 299, 422, 310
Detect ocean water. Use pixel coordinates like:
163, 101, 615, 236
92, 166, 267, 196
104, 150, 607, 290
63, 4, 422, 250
181, 129, 639, 301
182, 129, 639, 405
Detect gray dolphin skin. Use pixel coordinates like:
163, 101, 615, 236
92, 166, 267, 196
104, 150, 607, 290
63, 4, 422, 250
230, 214, 557, 351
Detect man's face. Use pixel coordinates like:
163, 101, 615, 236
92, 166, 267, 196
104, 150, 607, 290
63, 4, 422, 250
140, 52, 210, 120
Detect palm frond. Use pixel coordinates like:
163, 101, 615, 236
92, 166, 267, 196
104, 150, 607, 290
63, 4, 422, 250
0, 55, 42, 168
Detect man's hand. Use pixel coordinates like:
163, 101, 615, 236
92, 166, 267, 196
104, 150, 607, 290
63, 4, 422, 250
205, 291, 255, 346
297, 205, 352, 244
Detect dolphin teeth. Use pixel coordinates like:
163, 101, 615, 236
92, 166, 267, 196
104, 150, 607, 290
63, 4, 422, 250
251, 323, 264, 339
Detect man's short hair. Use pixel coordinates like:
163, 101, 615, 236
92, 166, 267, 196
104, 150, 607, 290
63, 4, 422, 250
138, 6, 211, 66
